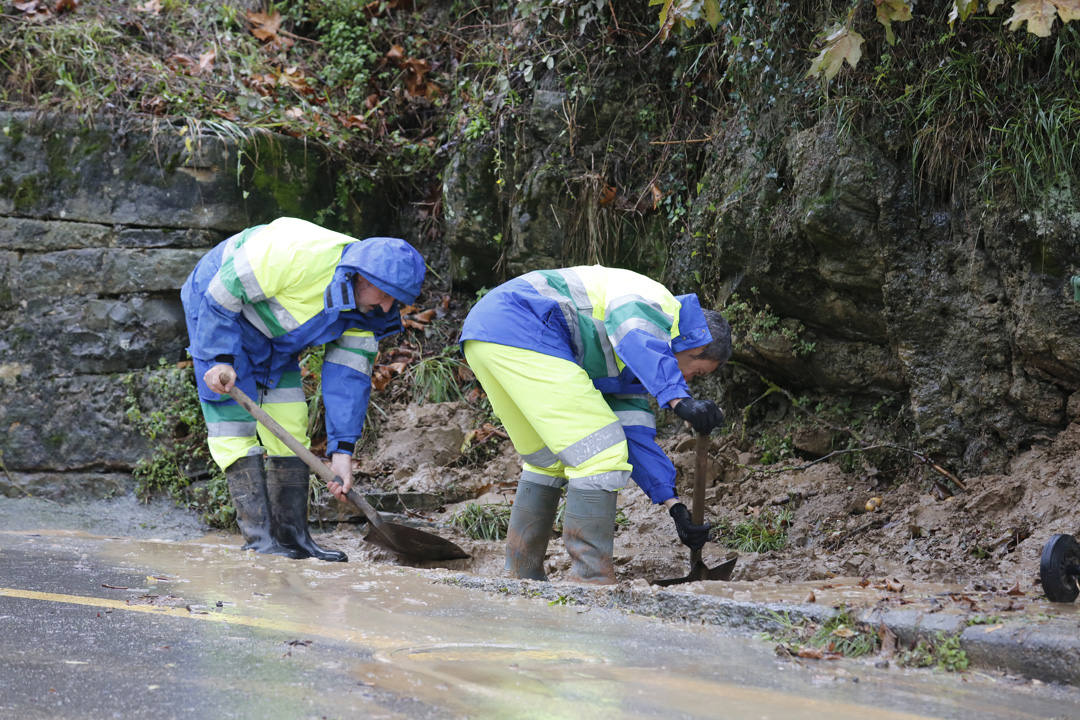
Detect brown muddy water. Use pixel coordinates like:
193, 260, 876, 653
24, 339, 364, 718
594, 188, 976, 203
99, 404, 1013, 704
1, 497, 1079, 720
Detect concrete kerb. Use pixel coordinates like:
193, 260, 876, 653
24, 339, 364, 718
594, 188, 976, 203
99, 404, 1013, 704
438, 573, 1080, 686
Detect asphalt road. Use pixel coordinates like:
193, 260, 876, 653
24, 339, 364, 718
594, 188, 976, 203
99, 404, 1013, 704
1, 504, 1079, 719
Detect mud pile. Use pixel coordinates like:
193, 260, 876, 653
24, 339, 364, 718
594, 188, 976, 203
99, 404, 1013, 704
320, 400, 1080, 594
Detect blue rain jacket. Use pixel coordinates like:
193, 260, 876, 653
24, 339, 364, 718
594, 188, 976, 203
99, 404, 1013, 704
181, 218, 425, 454
459, 266, 713, 503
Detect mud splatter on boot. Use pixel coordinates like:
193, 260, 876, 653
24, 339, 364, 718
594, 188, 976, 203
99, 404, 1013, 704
563, 487, 617, 585
505, 478, 562, 580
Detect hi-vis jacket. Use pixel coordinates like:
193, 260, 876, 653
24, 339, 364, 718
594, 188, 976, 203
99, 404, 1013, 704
181, 217, 425, 455
459, 265, 713, 504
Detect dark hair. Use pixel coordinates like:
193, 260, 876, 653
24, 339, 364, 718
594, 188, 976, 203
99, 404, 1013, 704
694, 310, 732, 365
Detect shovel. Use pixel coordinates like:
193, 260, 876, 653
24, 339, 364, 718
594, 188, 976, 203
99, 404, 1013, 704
225, 380, 469, 562
652, 433, 737, 586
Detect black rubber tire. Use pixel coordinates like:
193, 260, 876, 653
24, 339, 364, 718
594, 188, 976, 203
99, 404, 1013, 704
1040, 533, 1080, 603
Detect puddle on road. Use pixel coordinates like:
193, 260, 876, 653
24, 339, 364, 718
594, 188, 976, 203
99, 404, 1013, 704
2, 527, 1077, 719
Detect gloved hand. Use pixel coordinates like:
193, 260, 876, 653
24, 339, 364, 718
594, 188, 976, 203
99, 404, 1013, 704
673, 397, 724, 434
669, 502, 710, 551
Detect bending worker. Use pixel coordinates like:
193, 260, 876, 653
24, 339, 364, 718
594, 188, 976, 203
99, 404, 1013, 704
181, 217, 425, 562
459, 265, 731, 584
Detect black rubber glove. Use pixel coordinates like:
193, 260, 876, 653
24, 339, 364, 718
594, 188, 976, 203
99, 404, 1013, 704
673, 397, 724, 434
669, 502, 710, 551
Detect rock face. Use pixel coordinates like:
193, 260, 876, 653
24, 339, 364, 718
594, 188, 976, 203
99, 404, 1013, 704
0, 111, 342, 497
4, 66, 1080, 498
441, 79, 1080, 474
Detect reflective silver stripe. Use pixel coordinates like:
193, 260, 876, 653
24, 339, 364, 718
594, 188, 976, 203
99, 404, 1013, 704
262, 296, 301, 333
611, 316, 669, 346
520, 470, 567, 488
557, 421, 626, 467
325, 347, 372, 375
206, 421, 257, 437
521, 445, 559, 468
336, 334, 378, 352
592, 314, 619, 376
261, 386, 307, 404
522, 271, 584, 364
208, 274, 242, 312
615, 410, 655, 429
563, 270, 617, 375
231, 244, 267, 303
241, 304, 273, 337
567, 470, 628, 492
608, 293, 672, 324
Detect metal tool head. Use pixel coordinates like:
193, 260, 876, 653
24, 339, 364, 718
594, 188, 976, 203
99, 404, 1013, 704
652, 553, 737, 587
363, 520, 471, 562
1040, 533, 1080, 603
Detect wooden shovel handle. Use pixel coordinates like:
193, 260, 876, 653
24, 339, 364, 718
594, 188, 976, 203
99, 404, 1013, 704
221, 370, 385, 531
692, 433, 709, 526
689, 432, 710, 566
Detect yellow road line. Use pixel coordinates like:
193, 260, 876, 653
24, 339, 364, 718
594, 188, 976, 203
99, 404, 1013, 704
0, 586, 382, 647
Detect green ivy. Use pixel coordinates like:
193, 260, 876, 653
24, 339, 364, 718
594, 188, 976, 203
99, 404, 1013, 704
123, 360, 233, 528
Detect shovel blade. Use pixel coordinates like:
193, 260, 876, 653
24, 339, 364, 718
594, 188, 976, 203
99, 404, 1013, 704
650, 553, 737, 587
363, 520, 471, 562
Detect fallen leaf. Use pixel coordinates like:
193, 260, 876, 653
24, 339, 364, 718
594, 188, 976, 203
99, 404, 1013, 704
54, 0, 77, 12
1053, 0, 1080, 21
1006, 0, 1058, 36
339, 114, 370, 130
197, 49, 216, 74
797, 646, 824, 659
599, 183, 617, 206
878, 622, 897, 657
136, 0, 161, 13
877, 0, 913, 43
831, 625, 856, 638
806, 590, 816, 603
247, 10, 294, 48
1005, 582, 1025, 596
649, 182, 663, 210
101, 583, 129, 590
806, 25, 865, 81
386, 44, 405, 63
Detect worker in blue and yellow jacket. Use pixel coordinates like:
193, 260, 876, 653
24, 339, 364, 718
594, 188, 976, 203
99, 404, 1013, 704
181, 217, 425, 563
459, 266, 730, 584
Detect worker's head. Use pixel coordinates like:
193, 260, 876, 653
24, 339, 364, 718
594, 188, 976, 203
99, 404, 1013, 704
353, 275, 396, 313
674, 310, 731, 382
329, 236, 426, 313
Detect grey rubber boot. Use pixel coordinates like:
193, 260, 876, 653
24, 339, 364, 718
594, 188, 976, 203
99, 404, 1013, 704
266, 456, 347, 563
225, 454, 305, 559
563, 487, 618, 585
505, 479, 562, 580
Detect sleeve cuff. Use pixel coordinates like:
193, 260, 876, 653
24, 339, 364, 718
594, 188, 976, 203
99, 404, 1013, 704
655, 385, 690, 409
327, 440, 356, 455
650, 488, 677, 504
213, 355, 235, 365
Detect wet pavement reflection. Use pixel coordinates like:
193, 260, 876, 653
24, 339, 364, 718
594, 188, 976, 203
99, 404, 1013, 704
1, 523, 1079, 719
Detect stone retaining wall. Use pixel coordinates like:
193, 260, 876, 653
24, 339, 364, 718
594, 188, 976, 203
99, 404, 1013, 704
0, 111, 340, 498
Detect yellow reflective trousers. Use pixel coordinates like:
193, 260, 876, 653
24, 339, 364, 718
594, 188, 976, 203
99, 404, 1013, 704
463, 340, 631, 491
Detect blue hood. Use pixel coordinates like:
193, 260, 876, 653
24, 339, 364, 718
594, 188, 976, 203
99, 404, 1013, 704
326, 237, 426, 310
670, 293, 712, 352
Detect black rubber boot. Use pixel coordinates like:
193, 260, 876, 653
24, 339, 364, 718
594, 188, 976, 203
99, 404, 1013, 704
505, 478, 562, 580
563, 487, 618, 585
225, 455, 305, 559
266, 456, 348, 563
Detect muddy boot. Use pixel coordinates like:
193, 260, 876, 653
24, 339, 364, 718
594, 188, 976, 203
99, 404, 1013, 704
562, 488, 618, 585
266, 456, 347, 563
505, 479, 561, 580
225, 455, 305, 559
